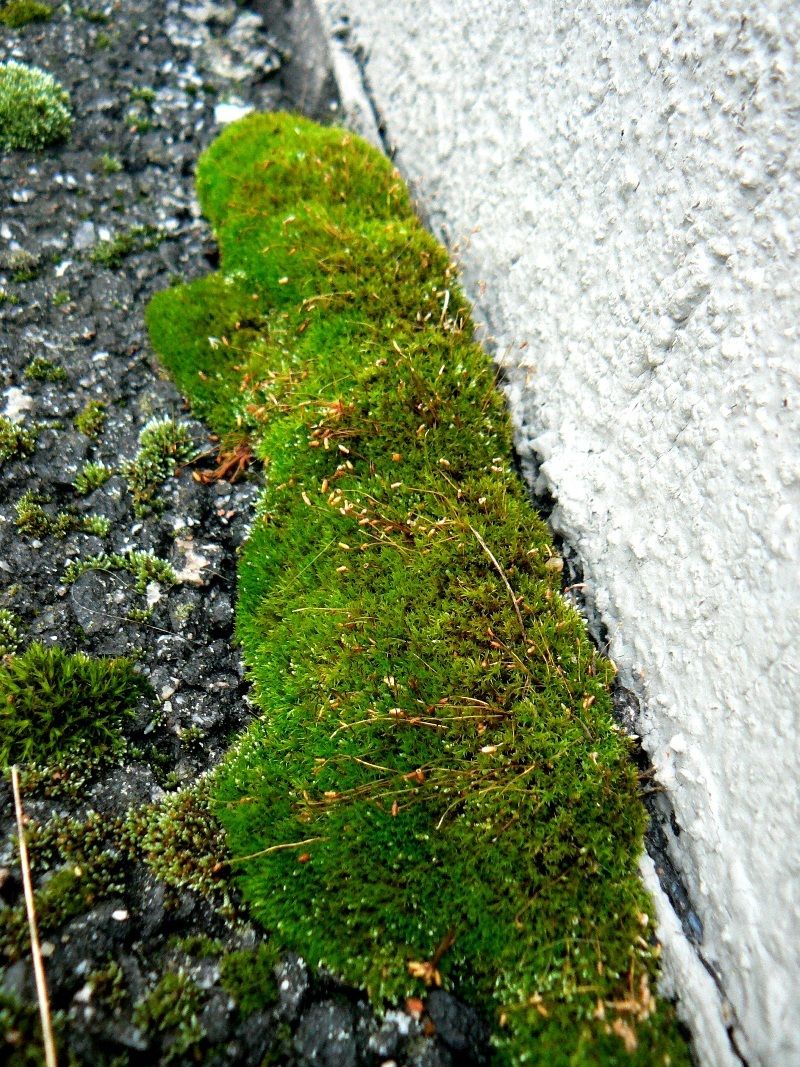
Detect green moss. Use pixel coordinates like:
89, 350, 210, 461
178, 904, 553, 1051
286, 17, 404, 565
130, 783, 231, 903
122, 416, 196, 515
14, 490, 110, 539
134, 972, 203, 1064
98, 152, 122, 174
75, 5, 109, 22
74, 460, 114, 495
87, 960, 128, 1012
74, 399, 107, 439
51, 288, 71, 306
0, 62, 71, 152
0, 417, 36, 463
63, 549, 176, 592
130, 86, 156, 104
170, 934, 224, 957
82, 513, 111, 537
90, 225, 163, 269
0, 643, 149, 767
0, 992, 63, 1066
23, 357, 66, 382
0, 862, 118, 959
147, 114, 689, 1064
220, 944, 279, 1016
0, 0, 52, 29
0, 610, 21, 656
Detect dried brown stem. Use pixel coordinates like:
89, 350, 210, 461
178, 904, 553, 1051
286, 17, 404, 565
11, 765, 57, 1067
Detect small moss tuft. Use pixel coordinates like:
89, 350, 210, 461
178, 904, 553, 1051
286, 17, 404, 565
90, 225, 164, 269
74, 399, 107, 439
23, 356, 66, 382
14, 490, 109, 539
0, 992, 64, 1066
0, 0, 52, 29
98, 152, 122, 174
132, 783, 230, 901
134, 971, 204, 1064
0, 417, 36, 463
220, 944, 279, 1016
75, 4, 109, 22
73, 460, 114, 495
122, 416, 196, 515
0, 643, 150, 767
0, 61, 71, 152
63, 549, 176, 592
170, 934, 224, 958
0, 610, 21, 657
87, 960, 128, 1012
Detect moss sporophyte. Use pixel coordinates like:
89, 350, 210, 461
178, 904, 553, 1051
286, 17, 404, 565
146, 114, 690, 1064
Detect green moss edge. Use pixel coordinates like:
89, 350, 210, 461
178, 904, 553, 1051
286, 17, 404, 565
146, 113, 690, 1065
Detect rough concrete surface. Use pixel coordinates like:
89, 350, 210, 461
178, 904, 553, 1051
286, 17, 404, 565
313, 2, 800, 1064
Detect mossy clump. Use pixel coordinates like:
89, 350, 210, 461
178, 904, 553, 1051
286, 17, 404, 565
0, 992, 63, 1066
98, 152, 122, 174
14, 490, 109, 539
74, 399, 107, 439
0, 643, 150, 767
131, 783, 230, 902
23, 356, 65, 382
0, 610, 21, 657
147, 114, 689, 1064
133, 971, 203, 1063
0, 417, 36, 463
90, 224, 164, 268
123, 416, 196, 515
63, 549, 176, 592
0, 0, 52, 29
220, 944, 279, 1016
74, 460, 114, 495
0, 62, 71, 152
1, 811, 126, 960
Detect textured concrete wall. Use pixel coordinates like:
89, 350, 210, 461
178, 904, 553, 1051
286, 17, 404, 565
315, 2, 800, 1064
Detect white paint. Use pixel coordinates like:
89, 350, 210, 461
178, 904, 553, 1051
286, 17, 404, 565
314, 1, 800, 1062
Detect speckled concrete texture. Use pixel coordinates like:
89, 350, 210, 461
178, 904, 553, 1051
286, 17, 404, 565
315, 2, 800, 1064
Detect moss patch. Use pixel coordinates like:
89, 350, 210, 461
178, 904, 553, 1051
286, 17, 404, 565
0, 417, 36, 463
23, 356, 65, 382
147, 114, 689, 1064
90, 224, 164, 269
0, 610, 21, 656
122, 416, 196, 515
74, 399, 107, 439
74, 460, 114, 495
0, 62, 71, 152
0, 643, 150, 767
14, 489, 109, 539
220, 944, 279, 1016
63, 549, 176, 593
0, 0, 52, 29
133, 971, 204, 1064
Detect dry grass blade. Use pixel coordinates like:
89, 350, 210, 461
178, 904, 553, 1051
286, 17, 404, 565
468, 524, 527, 640
11, 765, 58, 1067
229, 835, 326, 864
